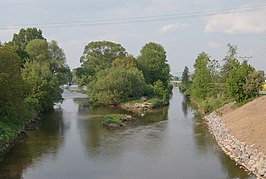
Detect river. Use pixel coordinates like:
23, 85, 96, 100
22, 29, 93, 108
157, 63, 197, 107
0, 88, 254, 179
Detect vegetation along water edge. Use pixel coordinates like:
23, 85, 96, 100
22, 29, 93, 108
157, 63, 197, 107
179, 43, 266, 178
0, 28, 71, 158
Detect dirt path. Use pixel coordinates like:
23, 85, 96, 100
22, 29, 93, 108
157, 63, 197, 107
220, 96, 266, 154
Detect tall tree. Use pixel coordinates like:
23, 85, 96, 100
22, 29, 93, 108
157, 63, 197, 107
191, 52, 212, 100
48, 40, 70, 85
22, 61, 62, 111
226, 60, 263, 103
11, 28, 45, 62
25, 39, 70, 85
0, 46, 26, 120
26, 39, 49, 62
137, 42, 170, 87
181, 66, 190, 85
79, 41, 127, 85
220, 43, 238, 82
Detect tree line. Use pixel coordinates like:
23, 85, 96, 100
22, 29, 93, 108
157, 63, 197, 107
72, 41, 172, 106
0, 28, 70, 148
180, 43, 265, 113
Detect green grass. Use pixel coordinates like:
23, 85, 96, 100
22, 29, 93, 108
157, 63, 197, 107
103, 114, 131, 125
0, 110, 34, 152
147, 98, 168, 108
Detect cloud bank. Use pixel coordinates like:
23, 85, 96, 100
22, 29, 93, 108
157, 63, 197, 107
204, 8, 266, 34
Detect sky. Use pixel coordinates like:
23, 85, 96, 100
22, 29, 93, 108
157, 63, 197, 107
0, 0, 266, 75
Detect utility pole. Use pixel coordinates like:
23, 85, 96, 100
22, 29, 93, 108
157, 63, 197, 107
239, 56, 252, 61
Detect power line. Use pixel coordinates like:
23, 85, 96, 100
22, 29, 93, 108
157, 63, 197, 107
239, 56, 252, 61
1, 3, 266, 29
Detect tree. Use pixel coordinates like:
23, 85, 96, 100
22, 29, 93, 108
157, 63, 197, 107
226, 60, 264, 103
22, 61, 62, 111
220, 43, 238, 82
88, 66, 146, 105
181, 66, 190, 85
25, 39, 70, 85
243, 70, 264, 100
191, 52, 212, 100
79, 41, 127, 84
26, 39, 49, 62
111, 55, 137, 69
48, 40, 70, 85
11, 28, 45, 62
0, 46, 26, 120
137, 42, 170, 87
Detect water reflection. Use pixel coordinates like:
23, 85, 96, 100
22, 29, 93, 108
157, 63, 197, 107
182, 94, 254, 179
0, 89, 255, 179
181, 95, 190, 117
76, 98, 169, 161
0, 109, 66, 179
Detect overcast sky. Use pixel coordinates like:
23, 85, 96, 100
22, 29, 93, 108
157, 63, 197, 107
1, 0, 266, 75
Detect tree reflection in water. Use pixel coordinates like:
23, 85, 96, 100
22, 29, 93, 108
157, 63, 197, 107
76, 98, 168, 161
180, 93, 253, 179
0, 109, 66, 179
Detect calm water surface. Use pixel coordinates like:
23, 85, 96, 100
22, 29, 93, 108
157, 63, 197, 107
0, 88, 254, 179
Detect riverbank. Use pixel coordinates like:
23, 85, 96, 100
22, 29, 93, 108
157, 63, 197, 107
205, 96, 266, 178
0, 112, 41, 159
120, 97, 168, 113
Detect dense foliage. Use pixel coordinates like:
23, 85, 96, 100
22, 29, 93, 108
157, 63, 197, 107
88, 66, 146, 105
74, 41, 171, 106
137, 42, 170, 87
11, 27, 45, 63
75, 41, 127, 86
0, 46, 26, 121
181, 44, 264, 113
0, 28, 69, 151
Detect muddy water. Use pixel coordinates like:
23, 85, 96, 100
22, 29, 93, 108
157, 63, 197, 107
0, 88, 254, 179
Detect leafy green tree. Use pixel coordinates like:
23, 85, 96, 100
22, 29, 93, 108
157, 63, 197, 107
182, 66, 190, 85
0, 46, 26, 120
152, 80, 169, 103
243, 70, 264, 100
72, 67, 93, 86
11, 28, 45, 62
48, 40, 70, 85
221, 43, 238, 82
88, 66, 146, 105
137, 42, 170, 87
111, 55, 137, 69
226, 60, 264, 103
191, 52, 212, 100
26, 39, 49, 62
22, 61, 62, 111
79, 41, 127, 84
25, 39, 70, 85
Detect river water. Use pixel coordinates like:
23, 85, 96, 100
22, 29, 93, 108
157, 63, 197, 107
0, 88, 254, 179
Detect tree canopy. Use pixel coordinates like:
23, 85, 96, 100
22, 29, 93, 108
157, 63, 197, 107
77, 41, 127, 85
182, 44, 264, 113
0, 46, 26, 120
11, 27, 45, 62
191, 52, 212, 100
88, 66, 146, 105
137, 42, 170, 87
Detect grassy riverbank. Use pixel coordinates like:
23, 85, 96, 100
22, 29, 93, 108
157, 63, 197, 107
0, 110, 35, 157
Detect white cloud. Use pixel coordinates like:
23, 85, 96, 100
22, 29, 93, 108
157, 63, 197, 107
204, 8, 266, 34
207, 42, 221, 49
159, 22, 187, 33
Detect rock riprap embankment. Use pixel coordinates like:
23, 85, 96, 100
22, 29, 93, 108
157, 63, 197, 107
205, 112, 266, 178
